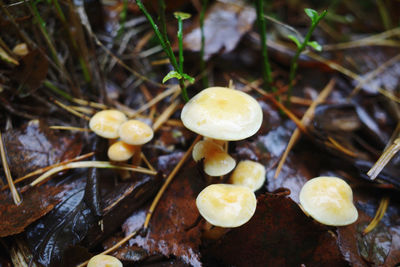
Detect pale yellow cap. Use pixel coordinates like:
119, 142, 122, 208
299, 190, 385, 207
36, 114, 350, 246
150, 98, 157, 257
181, 87, 263, 141
192, 140, 235, 176
230, 160, 266, 191
89, 110, 127, 139
196, 184, 256, 227
107, 141, 136, 161
119, 120, 154, 145
299, 176, 358, 226
87, 254, 122, 267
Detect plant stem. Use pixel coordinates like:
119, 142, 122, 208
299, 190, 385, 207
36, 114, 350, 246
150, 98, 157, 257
287, 11, 326, 104
135, 0, 189, 102
200, 0, 209, 88
255, 0, 273, 90
177, 17, 184, 73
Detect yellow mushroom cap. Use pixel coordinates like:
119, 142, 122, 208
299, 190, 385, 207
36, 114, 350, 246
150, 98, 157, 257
193, 140, 236, 176
87, 254, 122, 267
196, 184, 257, 227
181, 87, 263, 141
119, 120, 154, 145
299, 176, 358, 226
107, 140, 136, 161
89, 110, 127, 139
230, 160, 266, 191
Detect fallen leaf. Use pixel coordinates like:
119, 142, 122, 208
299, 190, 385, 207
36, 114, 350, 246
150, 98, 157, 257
3, 119, 82, 178
0, 185, 64, 237
121, 157, 205, 266
203, 193, 347, 266
183, 0, 256, 59
13, 48, 48, 94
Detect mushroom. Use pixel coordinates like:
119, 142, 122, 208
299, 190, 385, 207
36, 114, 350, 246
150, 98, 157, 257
299, 176, 358, 226
181, 87, 263, 176
107, 140, 136, 162
229, 160, 266, 191
196, 183, 257, 228
118, 119, 154, 165
89, 110, 127, 139
87, 254, 122, 267
192, 139, 235, 176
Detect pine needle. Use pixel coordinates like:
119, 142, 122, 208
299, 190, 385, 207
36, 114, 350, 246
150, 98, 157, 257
363, 196, 389, 235
30, 161, 157, 187
368, 138, 400, 180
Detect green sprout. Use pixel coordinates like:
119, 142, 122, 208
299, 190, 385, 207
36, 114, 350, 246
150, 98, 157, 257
200, 0, 209, 88
255, 0, 273, 91
135, 0, 194, 102
287, 8, 327, 104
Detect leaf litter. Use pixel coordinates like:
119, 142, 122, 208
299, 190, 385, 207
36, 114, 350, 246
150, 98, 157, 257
1, 0, 400, 266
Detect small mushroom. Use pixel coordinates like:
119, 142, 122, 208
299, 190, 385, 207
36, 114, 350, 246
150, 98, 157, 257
89, 110, 127, 139
107, 140, 136, 162
229, 160, 266, 191
193, 139, 235, 176
119, 119, 154, 145
87, 254, 122, 267
196, 184, 257, 228
118, 119, 154, 165
299, 176, 358, 226
181, 87, 263, 176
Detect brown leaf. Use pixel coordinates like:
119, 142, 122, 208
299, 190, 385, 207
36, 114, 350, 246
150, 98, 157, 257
3, 120, 82, 178
13, 48, 48, 93
0, 184, 68, 237
337, 198, 400, 267
122, 159, 205, 266
203, 193, 347, 266
183, 0, 256, 59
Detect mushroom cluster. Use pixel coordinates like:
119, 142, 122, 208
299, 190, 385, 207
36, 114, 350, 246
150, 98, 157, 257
299, 176, 358, 226
181, 86, 264, 228
89, 110, 154, 163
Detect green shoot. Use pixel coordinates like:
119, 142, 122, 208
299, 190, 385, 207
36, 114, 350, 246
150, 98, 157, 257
255, 0, 273, 90
287, 8, 327, 104
200, 0, 209, 88
135, 0, 194, 102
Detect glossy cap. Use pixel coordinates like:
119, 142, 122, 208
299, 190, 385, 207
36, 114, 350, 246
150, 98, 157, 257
107, 141, 136, 161
89, 110, 127, 139
193, 140, 235, 176
87, 255, 122, 267
230, 160, 266, 191
181, 87, 263, 141
119, 120, 154, 145
196, 184, 257, 227
299, 176, 358, 226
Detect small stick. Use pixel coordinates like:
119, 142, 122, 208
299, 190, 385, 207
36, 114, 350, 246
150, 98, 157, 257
49, 126, 90, 132
368, 138, 400, 180
30, 161, 157, 187
143, 135, 201, 229
153, 99, 180, 131
1, 152, 94, 191
53, 100, 90, 121
0, 132, 21, 205
363, 196, 389, 235
274, 79, 335, 178
76, 230, 138, 267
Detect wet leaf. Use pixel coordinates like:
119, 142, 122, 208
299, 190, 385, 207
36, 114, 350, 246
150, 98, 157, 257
183, 0, 256, 59
0, 185, 65, 237
357, 222, 392, 265
121, 158, 205, 266
203, 193, 347, 266
3, 120, 82, 178
13, 49, 48, 94
26, 170, 95, 267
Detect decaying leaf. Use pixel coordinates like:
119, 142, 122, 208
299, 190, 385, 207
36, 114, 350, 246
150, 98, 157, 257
203, 192, 347, 266
0, 185, 65, 237
183, 0, 256, 59
118, 158, 205, 266
13, 48, 48, 94
3, 119, 82, 178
